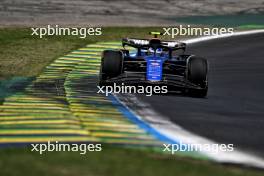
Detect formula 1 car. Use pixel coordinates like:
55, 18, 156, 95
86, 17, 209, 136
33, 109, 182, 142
99, 32, 208, 97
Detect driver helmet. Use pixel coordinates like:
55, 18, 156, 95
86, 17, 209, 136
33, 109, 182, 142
148, 47, 162, 55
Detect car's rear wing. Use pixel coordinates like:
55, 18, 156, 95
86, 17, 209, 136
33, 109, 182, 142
122, 38, 149, 48
122, 38, 186, 51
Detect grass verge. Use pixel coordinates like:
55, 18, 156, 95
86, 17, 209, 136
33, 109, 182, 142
0, 146, 263, 176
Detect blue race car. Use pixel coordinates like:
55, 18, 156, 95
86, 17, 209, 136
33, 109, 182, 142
99, 32, 208, 97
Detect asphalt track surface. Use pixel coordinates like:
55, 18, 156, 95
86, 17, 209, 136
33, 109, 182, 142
136, 33, 264, 157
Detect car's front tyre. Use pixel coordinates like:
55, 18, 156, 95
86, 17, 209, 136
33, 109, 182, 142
99, 50, 123, 86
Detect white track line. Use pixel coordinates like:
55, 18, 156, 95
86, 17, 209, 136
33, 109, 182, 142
114, 29, 264, 168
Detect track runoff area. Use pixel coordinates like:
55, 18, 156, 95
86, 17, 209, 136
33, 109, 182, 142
0, 30, 264, 168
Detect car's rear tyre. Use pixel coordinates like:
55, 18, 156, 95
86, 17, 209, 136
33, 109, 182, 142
99, 50, 123, 86
185, 56, 208, 97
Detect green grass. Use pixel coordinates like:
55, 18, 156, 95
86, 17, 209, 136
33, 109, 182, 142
0, 146, 263, 176
0, 27, 264, 176
238, 25, 264, 30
